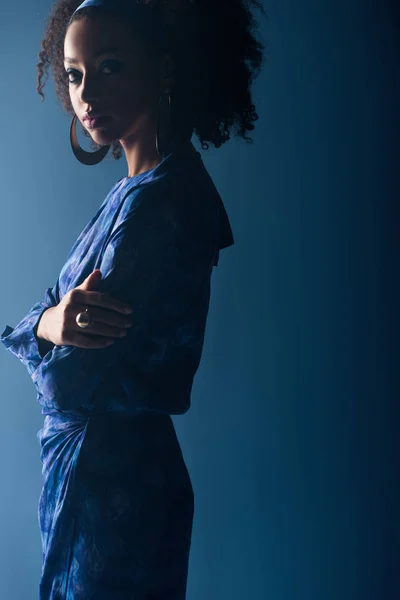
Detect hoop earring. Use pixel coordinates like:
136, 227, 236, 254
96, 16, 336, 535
70, 114, 111, 165
156, 91, 172, 158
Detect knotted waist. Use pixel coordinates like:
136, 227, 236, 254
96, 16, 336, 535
37, 409, 181, 480
39, 408, 174, 432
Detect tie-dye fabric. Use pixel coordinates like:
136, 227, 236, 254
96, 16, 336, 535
1, 140, 234, 599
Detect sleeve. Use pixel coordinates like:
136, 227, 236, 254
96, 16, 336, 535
1, 283, 60, 376
29, 185, 218, 412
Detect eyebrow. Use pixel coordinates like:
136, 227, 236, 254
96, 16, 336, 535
64, 45, 122, 65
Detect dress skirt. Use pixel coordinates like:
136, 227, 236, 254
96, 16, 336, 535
37, 410, 194, 600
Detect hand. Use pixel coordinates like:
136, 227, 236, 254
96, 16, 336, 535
37, 270, 133, 349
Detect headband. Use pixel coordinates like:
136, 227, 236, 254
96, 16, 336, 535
69, 0, 168, 46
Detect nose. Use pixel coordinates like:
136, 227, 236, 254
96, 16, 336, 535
78, 73, 102, 105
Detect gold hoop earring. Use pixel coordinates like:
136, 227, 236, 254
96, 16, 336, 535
156, 91, 172, 158
70, 114, 111, 165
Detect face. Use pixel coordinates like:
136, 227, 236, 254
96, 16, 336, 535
64, 14, 171, 146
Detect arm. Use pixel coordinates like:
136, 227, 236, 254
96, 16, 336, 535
30, 184, 218, 412
1, 284, 59, 376
34, 308, 57, 358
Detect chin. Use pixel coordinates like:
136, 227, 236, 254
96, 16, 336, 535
89, 131, 117, 146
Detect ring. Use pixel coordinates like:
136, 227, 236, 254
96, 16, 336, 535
76, 306, 92, 329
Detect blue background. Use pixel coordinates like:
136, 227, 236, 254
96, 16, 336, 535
0, 1, 398, 598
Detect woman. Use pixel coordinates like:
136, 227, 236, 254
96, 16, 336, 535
1, 0, 265, 597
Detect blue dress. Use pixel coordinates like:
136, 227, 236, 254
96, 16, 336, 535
0, 141, 234, 599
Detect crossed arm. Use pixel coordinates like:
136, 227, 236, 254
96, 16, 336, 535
1, 185, 217, 412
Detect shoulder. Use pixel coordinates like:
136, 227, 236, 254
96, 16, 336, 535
119, 175, 205, 233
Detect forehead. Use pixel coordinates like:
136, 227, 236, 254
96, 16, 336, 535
64, 16, 140, 59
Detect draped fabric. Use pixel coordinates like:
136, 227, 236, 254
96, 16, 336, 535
1, 141, 234, 599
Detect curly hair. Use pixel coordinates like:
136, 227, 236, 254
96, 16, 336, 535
36, 0, 266, 160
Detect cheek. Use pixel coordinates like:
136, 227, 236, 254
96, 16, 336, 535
68, 89, 77, 110
114, 82, 156, 118
116, 65, 159, 112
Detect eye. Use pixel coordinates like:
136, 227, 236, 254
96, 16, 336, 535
101, 60, 123, 74
65, 69, 80, 84
65, 60, 123, 85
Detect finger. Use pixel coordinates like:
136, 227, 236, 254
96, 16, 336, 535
72, 333, 118, 349
79, 290, 133, 315
85, 310, 133, 330
72, 308, 130, 338
82, 324, 128, 339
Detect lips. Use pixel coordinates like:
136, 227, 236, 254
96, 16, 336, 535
83, 116, 112, 129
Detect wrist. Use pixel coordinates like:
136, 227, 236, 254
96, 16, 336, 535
35, 307, 53, 343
